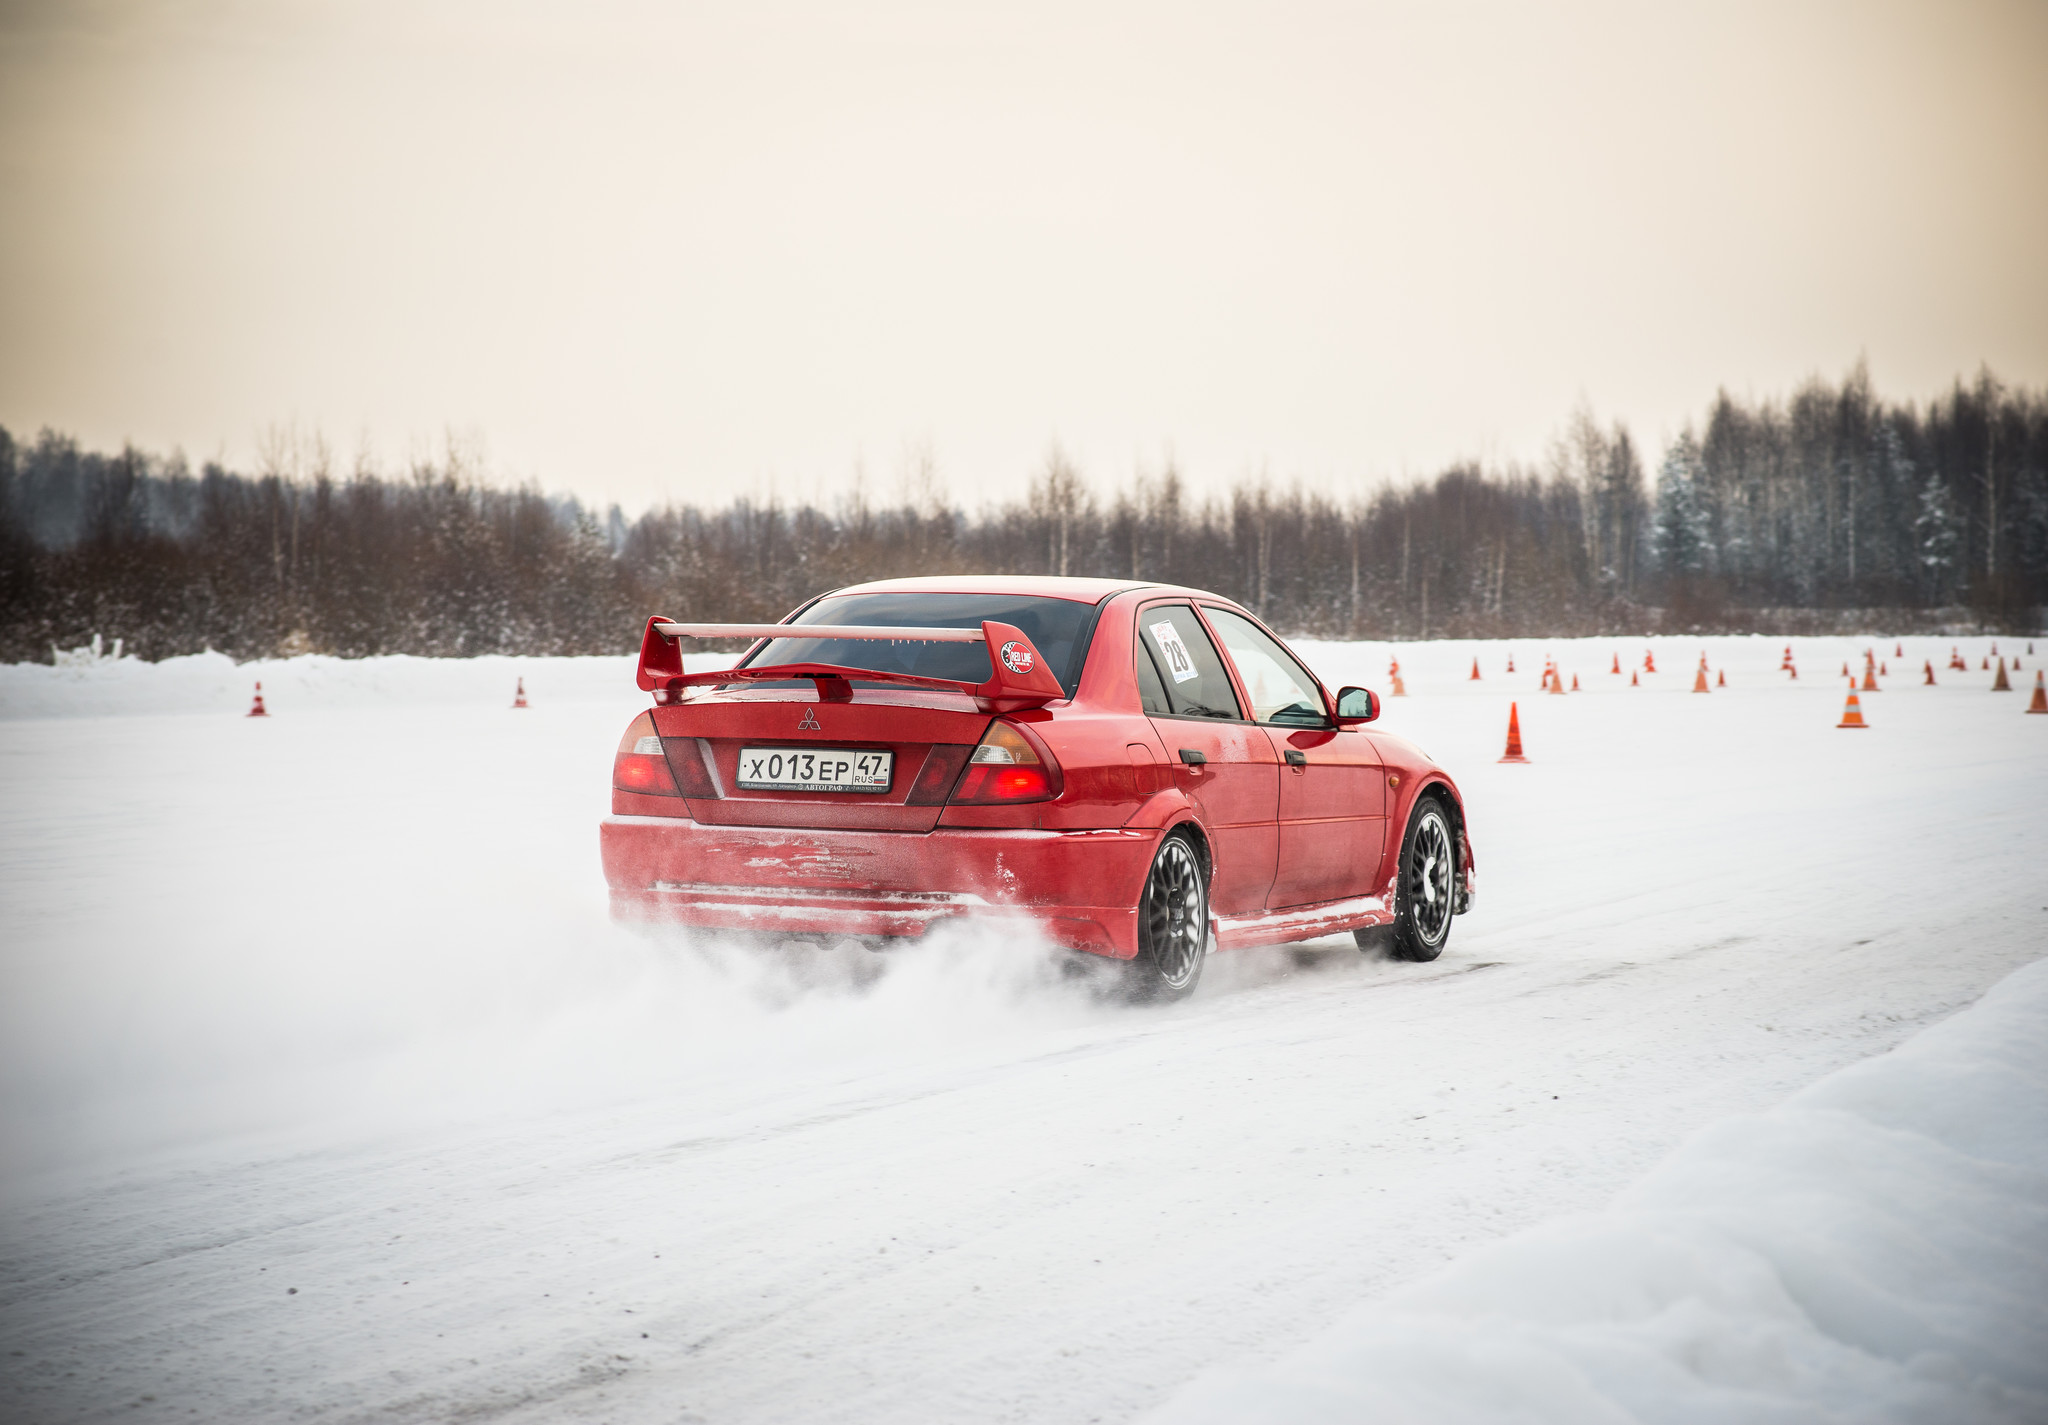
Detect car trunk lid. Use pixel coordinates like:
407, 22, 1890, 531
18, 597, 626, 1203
650, 687, 992, 830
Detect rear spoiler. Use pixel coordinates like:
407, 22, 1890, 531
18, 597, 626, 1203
636, 616, 1068, 712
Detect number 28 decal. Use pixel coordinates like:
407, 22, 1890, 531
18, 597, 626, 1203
1150, 621, 1200, 683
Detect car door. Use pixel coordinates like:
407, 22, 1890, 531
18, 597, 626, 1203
1133, 602, 1278, 916
1199, 605, 1385, 909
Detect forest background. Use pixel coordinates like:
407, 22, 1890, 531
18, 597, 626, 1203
3, 362, 2043, 664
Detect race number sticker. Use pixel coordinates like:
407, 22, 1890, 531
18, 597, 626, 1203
1150, 620, 1200, 683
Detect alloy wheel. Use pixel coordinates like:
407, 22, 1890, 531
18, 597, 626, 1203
1407, 808, 1454, 947
1143, 836, 1207, 990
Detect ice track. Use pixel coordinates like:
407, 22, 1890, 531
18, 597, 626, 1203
1, 634, 2043, 1423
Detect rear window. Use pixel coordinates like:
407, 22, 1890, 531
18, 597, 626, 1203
741, 593, 1102, 696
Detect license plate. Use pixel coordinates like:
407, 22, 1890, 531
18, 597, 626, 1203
737, 747, 893, 793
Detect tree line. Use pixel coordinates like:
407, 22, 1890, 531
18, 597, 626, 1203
2, 362, 2042, 664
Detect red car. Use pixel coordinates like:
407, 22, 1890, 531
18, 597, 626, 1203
601, 576, 1473, 998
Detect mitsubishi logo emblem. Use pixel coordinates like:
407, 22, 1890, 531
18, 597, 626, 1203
797, 707, 821, 731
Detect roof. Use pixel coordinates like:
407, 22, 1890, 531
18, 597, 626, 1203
823, 575, 1157, 603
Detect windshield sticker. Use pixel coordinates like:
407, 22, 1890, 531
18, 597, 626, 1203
1150, 620, 1201, 684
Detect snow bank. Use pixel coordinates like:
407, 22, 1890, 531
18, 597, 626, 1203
0, 648, 747, 719
1148, 959, 2048, 1425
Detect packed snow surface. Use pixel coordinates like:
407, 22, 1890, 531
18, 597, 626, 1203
1150, 959, 2048, 1425
1, 633, 2044, 1424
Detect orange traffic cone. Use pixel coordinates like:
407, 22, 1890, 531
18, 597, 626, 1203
1894, 642, 1903, 657
2027, 670, 2047, 713
1879, 660, 1888, 677
1841, 661, 1851, 678
1991, 642, 1999, 656
1787, 663, 1797, 679
1629, 668, 1639, 687
1949, 645, 1964, 670
246, 682, 269, 718
1549, 667, 1566, 695
1717, 668, 1726, 687
1570, 673, 1581, 691
1389, 658, 1407, 697
1779, 644, 1794, 669
1610, 652, 1621, 674
1923, 660, 1936, 685
1498, 702, 1529, 763
1838, 682, 1868, 729
1470, 657, 1482, 681
1506, 654, 1515, 673
1644, 651, 1657, 673
512, 677, 529, 709
1982, 655, 1989, 670
1861, 662, 1879, 692
1991, 657, 2011, 691
1692, 664, 1710, 693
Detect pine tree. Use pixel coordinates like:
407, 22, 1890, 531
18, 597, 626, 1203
1652, 430, 1713, 581
1915, 471, 1961, 604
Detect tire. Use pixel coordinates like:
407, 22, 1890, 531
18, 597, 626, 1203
1124, 831, 1210, 1001
1358, 797, 1456, 962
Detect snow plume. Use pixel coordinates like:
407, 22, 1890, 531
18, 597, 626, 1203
1148, 959, 2048, 1425
0, 902, 1121, 1181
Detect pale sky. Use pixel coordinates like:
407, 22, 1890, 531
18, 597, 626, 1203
2, 0, 2044, 511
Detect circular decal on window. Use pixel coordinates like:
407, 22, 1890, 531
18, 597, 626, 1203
999, 640, 1034, 675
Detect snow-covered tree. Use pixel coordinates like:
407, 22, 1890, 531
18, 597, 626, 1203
1915, 471, 1962, 603
1652, 430, 1713, 581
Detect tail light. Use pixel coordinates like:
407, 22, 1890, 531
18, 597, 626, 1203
613, 711, 678, 795
949, 720, 1062, 804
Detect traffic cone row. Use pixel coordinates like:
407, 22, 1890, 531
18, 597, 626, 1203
244, 678, 532, 717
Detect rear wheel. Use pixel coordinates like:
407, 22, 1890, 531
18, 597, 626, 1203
1124, 831, 1209, 1001
1358, 797, 1456, 962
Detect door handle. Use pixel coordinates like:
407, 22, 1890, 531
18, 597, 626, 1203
1284, 749, 1307, 766
1177, 748, 1207, 765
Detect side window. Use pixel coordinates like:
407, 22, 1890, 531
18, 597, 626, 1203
1137, 605, 1244, 720
1203, 608, 1329, 726
1134, 637, 1172, 714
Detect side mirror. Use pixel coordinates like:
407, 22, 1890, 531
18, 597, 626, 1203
1334, 686, 1378, 725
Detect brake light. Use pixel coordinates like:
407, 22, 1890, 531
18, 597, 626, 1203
949, 720, 1062, 804
613, 711, 678, 795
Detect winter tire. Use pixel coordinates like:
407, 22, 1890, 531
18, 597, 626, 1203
1125, 831, 1210, 1001
1362, 797, 1456, 962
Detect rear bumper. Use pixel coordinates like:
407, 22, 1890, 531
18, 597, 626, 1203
600, 815, 1159, 957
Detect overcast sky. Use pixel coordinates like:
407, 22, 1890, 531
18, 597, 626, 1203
2, 0, 2044, 511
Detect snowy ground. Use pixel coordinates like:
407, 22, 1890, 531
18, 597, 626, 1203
0, 634, 2043, 1423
